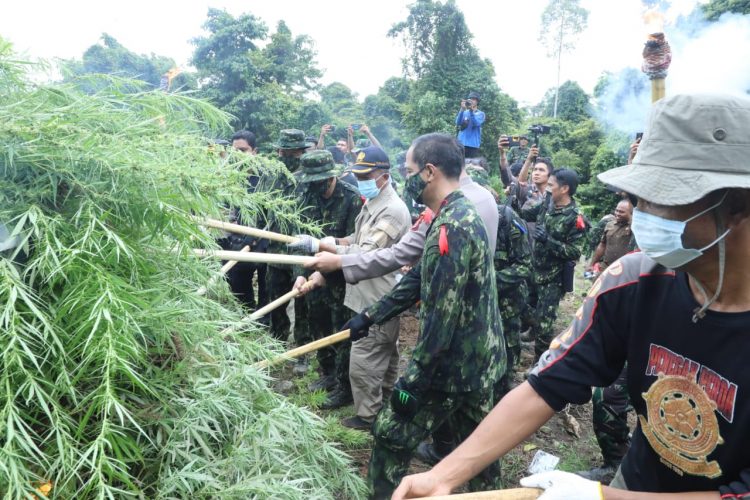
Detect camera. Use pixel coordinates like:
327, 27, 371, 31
501, 135, 521, 148
329, 125, 337, 132
528, 124, 551, 135
635, 132, 643, 142
351, 123, 362, 131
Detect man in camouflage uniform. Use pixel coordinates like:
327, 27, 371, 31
342, 134, 505, 498
494, 202, 532, 377
256, 129, 308, 345
521, 168, 588, 360
505, 134, 530, 172
289, 150, 363, 390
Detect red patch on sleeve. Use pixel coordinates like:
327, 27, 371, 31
360, 195, 367, 204
576, 214, 586, 231
411, 207, 435, 231
439, 225, 449, 255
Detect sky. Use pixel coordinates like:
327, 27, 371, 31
0, 0, 714, 107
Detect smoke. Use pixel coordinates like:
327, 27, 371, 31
595, 9, 750, 134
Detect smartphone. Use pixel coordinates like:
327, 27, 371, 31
635, 132, 643, 142
351, 124, 362, 131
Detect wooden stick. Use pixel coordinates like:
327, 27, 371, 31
196, 245, 250, 296
651, 78, 665, 103
194, 249, 313, 266
255, 329, 351, 369
199, 218, 305, 245
414, 488, 541, 500
248, 289, 300, 321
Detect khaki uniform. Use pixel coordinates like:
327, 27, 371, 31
338, 183, 411, 422
601, 220, 636, 269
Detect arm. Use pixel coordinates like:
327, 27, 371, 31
317, 124, 331, 150
359, 124, 383, 149
455, 110, 465, 126
589, 241, 606, 269
346, 126, 355, 152
341, 223, 427, 284
366, 263, 422, 324
337, 215, 406, 255
469, 109, 485, 127
516, 148, 536, 184
542, 217, 586, 261
497, 137, 512, 186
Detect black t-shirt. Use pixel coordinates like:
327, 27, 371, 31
528, 252, 750, 493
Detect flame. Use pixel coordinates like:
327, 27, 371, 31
164, 67, 182, 82
643, 9, 665, 35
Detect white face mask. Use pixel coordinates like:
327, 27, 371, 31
631, 192, 730, 269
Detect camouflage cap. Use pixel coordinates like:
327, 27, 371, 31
274, 129, 308, 150
598, 94, 750, 205
299, 150, 336, 183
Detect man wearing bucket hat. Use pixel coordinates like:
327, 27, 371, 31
455, 91, 485, 159
289, 150, 363, 390
392, 93, 750, 500
257, 129, 308, 344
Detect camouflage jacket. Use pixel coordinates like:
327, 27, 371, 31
507, 145, 530, 168
298, 180, 363, 239
587, 214, 615, 257
494, 204, 532, 289
367, 190, 506, 393
255, 165, 305, 256
522, 196, 588, 285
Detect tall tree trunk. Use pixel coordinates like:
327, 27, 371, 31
553, 17, 564, 118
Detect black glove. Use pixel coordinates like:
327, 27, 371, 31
534, 225, 548, 244
390, 379, 419, 420
343, 312, 374, 342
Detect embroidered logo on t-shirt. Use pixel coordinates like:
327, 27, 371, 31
640, 344, 738, 479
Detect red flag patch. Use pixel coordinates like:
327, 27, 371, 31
411, 207, 435, 231
439, 225, 449, 255
576, 214, 586, 231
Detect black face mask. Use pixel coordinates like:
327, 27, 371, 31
281, 155, 301, 172
307, 179, 330, 197
404, 168, 428, 204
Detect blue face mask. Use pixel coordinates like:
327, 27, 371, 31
357, 174, 385, 200
631, 192, 730, 269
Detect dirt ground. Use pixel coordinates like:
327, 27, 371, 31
277, 267, 634, 492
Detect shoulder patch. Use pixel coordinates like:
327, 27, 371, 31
439, 225, 449, 255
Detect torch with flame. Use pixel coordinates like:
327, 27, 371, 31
158, 67, 182, 92
641, 10, 671, 103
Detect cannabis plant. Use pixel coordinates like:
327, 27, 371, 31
0, 39, 365, 499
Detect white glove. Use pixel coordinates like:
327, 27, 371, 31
520, 471, 603, 500
287, 234, 319, 254
320, 236, 336, 248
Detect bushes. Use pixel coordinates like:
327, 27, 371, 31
0, 42, 365, 499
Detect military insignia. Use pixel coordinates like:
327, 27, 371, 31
587, 277, 603, 298
607, 261, 623, 277
639, 373, 724, 478
357, 151, 366, 162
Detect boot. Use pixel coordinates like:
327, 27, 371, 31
576, 463, 618, 484
320, 386, 353, 410
341, 415, 372, 431
308, 374, 337, 392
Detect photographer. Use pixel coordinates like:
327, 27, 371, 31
455, 91, 485, 158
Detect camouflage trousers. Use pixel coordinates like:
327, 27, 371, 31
531, 280, 565, 359
369, 389, 503, 499
498, 279, 528, 371
592, 367, 632, 465
302, 285, 351, 385
265, 265, 305, 343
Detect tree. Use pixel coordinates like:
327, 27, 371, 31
191, 9, 324, 144
389, 0, 521, 162
703, 0, 750, 19
539, 0, 589, 118
540, 80, 591, 122
62, 33, 194, 92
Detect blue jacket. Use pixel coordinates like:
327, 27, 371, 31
455, 109, 485, 148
